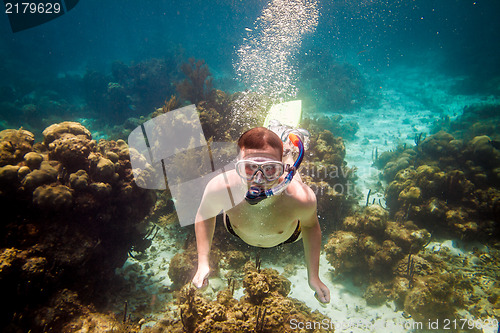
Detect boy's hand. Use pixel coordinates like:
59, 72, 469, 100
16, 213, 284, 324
192, 265, 210, 289
309, 279, 330, 303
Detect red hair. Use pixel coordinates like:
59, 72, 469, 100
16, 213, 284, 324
238, 127, 283, 157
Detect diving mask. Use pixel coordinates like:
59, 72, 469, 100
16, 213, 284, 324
244, 132, 305, 205
235, 158, 284, 182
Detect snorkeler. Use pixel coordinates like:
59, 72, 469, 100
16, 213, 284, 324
192, 126, 330, 303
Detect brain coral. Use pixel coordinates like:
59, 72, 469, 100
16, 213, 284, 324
21, 161, 59, 191
33, 184, 73, 211
0, 128, 35, 166
42, 121, 92, 145
43, 122, 94, 171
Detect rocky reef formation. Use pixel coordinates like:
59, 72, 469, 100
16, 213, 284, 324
299, 119, 358, 233
358, 103, 500, 322
0, 122, 156, 331
84, 57, 179, 124
324, 203, 500, 322
0, 72, 84, 139
145, 261, 331, 333
176, 58, 214, 105
431, 103, 500, 142
379, 130, 500, 239
31, 288, 143, 332
391, 245, 500, 322
324, 204, 430, 283
375, 104, 500, 240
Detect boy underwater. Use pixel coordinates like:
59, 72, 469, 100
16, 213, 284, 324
192, 126, 330, 303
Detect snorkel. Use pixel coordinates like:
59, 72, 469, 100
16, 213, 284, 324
245, 132, 304, 205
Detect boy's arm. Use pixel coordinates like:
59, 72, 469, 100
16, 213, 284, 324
300, 190, 331, 303
192, 215, 215, 288
192, 177, 225, 288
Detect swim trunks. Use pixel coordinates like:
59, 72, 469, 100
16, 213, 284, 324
223, 213, 301, 247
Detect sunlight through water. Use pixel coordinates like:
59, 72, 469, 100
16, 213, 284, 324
234, 0, 319, 100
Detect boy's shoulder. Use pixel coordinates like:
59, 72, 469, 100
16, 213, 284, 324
207, 169, 239, 189
286, 179, 317, 207
204, 170, 245, 201
283, 180, 318, 225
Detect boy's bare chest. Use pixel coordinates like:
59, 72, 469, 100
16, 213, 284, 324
227, 199, 297, 235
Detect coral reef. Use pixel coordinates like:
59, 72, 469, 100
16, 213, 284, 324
28, 289, 142, 332
380, 131, 500, 239
0, 73, 84, 138
144, 262, 331, 333
0, 56, 215, 139
324, 205, 430, 280
376, 104, 500, 240
0, 128, 35, 166
43, 121, 93, 171
196, 90, 247, 142
176, 58, 214, 104
373, 145, 416, 182
298, 121, 357, 233
83, 57, 179, 124
324, 204, 500, 323
432, 103, 500, 142
390, 244, 500, 322
149, 90, 269, 145
168, 245, 221, 289
0, 122, 156, 331
150, 95, 181, 119
363, 105, 500, 322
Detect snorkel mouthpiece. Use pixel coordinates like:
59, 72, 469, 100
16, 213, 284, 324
245, 186, 269, 205
244, 132, 305, 205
